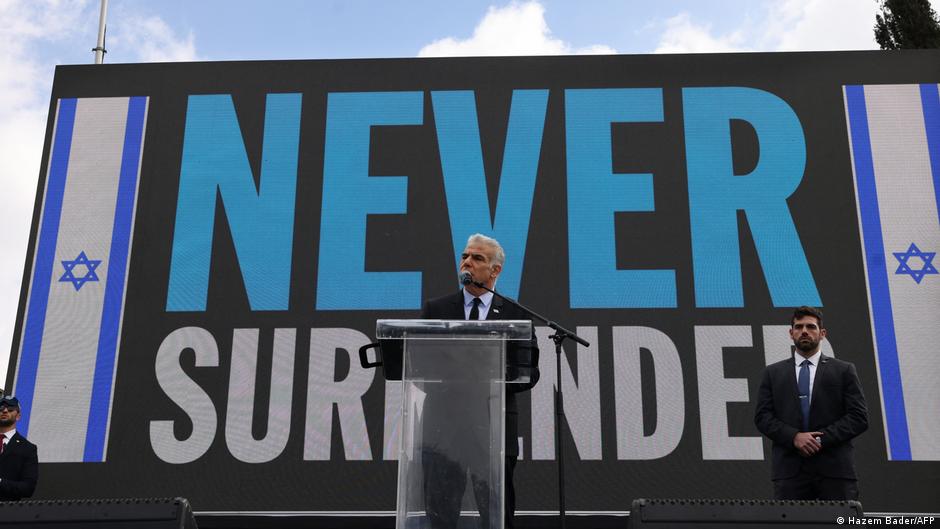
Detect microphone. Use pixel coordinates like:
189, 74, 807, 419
458, 271, 473, 285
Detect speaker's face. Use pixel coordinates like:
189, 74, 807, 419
460, 243, 502, 291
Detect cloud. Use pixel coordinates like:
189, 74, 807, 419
652, 0, 882, 54
0, 0, 90, 109
765, 0, 879, 52
107, 15, 199, 63
419, 1, 615, 57
653, 12, 750, 54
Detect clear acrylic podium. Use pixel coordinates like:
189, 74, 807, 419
376, 320, 532, 529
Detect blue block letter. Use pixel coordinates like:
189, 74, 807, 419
431, 90, 548, 298
316, 92, 423, 309
683, 87, 821, 307
566, 88, 676, 308
167, 93, 302, 311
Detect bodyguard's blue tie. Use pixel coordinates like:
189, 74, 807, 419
798, 359, 811, 431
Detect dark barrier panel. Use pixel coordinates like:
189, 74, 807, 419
8, 51, 940, 514
630, 498, 862, 528
0, 498, 197, 528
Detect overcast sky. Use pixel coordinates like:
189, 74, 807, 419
0, 0, 926, 385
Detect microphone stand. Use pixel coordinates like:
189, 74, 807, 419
467, 279, 589, 529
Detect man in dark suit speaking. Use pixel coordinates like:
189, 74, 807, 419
755, 306, 868, 500
420, 233, 539, 529
0, 396, 38, 501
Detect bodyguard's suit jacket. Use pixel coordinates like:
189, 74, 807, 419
754, 355, 868, 480
420, 291, 540, 458
0, 432, 38, 501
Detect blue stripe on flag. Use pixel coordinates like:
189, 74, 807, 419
17, 99, 78, 436
919, 84, 940, 229
84, 97, 147, 462
845, 85, 912, 460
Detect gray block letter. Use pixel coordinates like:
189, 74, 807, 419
150, 327, 219, 464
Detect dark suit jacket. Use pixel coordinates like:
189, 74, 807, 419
420, 291, 540, 457
754, 354, 868, 480
0, 432, 38, 501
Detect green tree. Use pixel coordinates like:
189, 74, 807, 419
875, 0, 940, 49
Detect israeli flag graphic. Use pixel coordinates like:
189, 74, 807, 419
14, 97, 148, 462
845, 84, 940, 461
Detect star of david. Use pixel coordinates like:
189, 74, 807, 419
892, 243, 938, 284
59, 251, 102, 291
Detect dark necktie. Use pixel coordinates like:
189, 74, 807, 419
468, 297, 482, 321
798, 359, 811, 431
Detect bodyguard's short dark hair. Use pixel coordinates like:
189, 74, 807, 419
791, 306, 824, 328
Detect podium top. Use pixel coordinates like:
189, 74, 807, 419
376, 319, 532, 340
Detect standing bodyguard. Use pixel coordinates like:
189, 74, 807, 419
755, 306, 869, 500
0, 396, 38, 501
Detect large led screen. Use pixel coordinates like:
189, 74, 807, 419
9, 51, 940, 512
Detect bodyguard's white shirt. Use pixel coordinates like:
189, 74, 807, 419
462, 289, 494, 320
794, 349, 822, 404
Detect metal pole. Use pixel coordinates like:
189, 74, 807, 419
553, 336, 567, 529
93, 0, 109, 64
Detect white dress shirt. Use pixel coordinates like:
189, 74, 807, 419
462, 289, 494, 320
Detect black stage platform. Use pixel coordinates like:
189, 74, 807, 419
193, 512, 938, 529
195, 513, 629, 529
